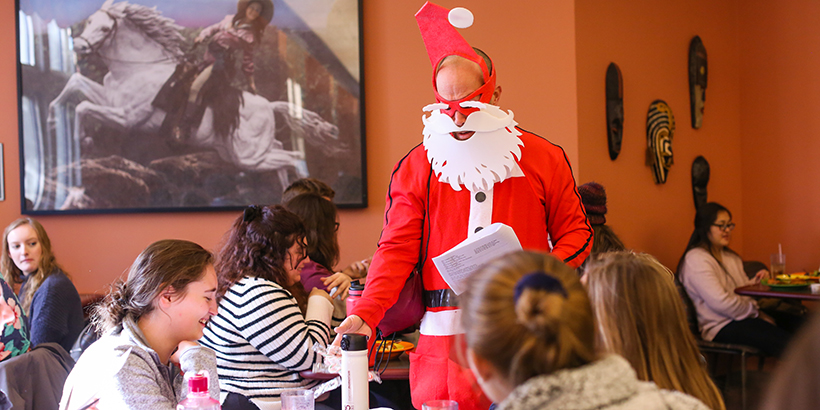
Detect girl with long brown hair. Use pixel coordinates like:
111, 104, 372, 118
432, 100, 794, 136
1, 218, 83, 353
586, 252, 725, 410
285, 193, 352, 300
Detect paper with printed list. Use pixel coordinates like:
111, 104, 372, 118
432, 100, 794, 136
432, 223, 522, 295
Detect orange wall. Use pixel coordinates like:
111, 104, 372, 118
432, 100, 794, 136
575, 0, 745, 270
739, 0, 820, 272
0, 0, 580, 292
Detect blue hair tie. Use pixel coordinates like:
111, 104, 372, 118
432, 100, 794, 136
513, 271, 567, 302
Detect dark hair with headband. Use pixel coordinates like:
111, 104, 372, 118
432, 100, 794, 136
460, 250, 596, 386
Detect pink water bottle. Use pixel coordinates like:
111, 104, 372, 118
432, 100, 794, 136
346, 280, 364, 313
177, 371, 220, 410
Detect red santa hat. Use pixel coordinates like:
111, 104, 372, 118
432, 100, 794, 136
415, 2, 497, 108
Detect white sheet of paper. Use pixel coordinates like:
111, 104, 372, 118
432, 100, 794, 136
432, 223, 522, 295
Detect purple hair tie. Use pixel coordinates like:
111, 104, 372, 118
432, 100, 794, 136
513, 271, 567, 302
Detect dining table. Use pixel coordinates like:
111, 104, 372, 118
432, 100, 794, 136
734, 283, 820, 301
299, 353, 411, 381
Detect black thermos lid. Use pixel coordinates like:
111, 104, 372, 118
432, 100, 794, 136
350, 280, 365, 291
340, 333, 368, 351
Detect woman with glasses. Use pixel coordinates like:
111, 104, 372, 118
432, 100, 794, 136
677, 202, 791, 356
200, 205, 335, 410
284, 193, 352, 302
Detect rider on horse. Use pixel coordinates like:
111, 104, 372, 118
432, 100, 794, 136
159, 0, 274, 141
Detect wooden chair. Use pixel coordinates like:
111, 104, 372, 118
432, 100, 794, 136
675, 278, 766, 410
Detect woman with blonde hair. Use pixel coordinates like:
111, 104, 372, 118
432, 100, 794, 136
586, 252, 725, 410
1, 218, 83, 352
460, 250, 709, 410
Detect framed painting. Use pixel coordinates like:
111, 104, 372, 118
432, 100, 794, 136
16, 0, 366, 214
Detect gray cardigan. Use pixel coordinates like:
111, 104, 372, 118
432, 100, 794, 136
498, 355, 709, 410
59, 317, 219, 410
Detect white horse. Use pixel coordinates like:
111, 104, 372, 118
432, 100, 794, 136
47, 0, 341, 183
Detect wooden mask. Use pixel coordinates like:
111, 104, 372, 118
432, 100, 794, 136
605, 63, 624, 160
689, 36, 707, 129
646, 100, 675, 184
691, 155, 710, 209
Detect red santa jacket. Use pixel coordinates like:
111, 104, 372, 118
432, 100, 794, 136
352, 127, 592, 331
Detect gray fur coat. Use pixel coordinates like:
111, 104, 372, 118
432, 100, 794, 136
498, 355, 710, 410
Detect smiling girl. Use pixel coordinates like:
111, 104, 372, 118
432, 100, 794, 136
60, 239, 220, 410
1, 218, 83, 353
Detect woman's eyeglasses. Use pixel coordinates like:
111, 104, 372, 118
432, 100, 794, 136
712, 223, 736, 232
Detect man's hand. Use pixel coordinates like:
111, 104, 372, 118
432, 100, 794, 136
332, 315, 372, 346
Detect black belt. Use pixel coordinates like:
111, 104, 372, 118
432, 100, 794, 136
423, 289, 459, 308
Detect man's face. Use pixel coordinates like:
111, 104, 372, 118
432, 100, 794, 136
434, 59, 488, 141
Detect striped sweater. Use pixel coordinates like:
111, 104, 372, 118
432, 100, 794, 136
200, 276, 333, 405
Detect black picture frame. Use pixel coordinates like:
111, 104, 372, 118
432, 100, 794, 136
16, 0, 366, 214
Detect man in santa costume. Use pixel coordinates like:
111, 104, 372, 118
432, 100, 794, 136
335, 3, 592, 409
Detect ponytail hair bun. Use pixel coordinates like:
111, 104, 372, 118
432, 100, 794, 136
460, 251, 596, 386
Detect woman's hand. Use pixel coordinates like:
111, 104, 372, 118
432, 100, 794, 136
309, 288, 333, 304
753, 269, 769, 284
170, 340, 200, 365
322, 272, 352, 300
342, 258, 371, 279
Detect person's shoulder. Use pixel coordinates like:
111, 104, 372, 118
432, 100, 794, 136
684, 247, 711, 261
653, 388, 712, 410
516, 127, 572, 163
393, 143, 427, 170
37, 269, 80, 297
226, 276, 286, 298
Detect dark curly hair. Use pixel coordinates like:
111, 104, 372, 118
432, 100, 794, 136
284, 193, 339, 271
216, 205, 308, 311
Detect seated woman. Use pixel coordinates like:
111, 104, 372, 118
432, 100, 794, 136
201, 205, 334, 410
586, 252, 725, 410
1, 218, 83, 352
0, 277, 30, 361
60, 239, 220, 409
459, 250, 710, 410
678, 202, 793, 357
283, 178, 370, 280
578, 181, 626, 255
284, 193, 352, 300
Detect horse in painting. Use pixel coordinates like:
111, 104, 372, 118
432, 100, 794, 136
47, 0, 341, 183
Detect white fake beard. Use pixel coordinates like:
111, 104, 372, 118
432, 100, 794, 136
422, 103, 523, 192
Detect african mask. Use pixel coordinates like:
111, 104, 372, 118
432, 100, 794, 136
646, 100, 675, 184
605, 63, 623, 160
689, 36, 707, 129
691, 156, 710, 209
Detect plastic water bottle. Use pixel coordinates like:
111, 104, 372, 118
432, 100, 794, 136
177, 371, 220, 410
340, 333, 369, 410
